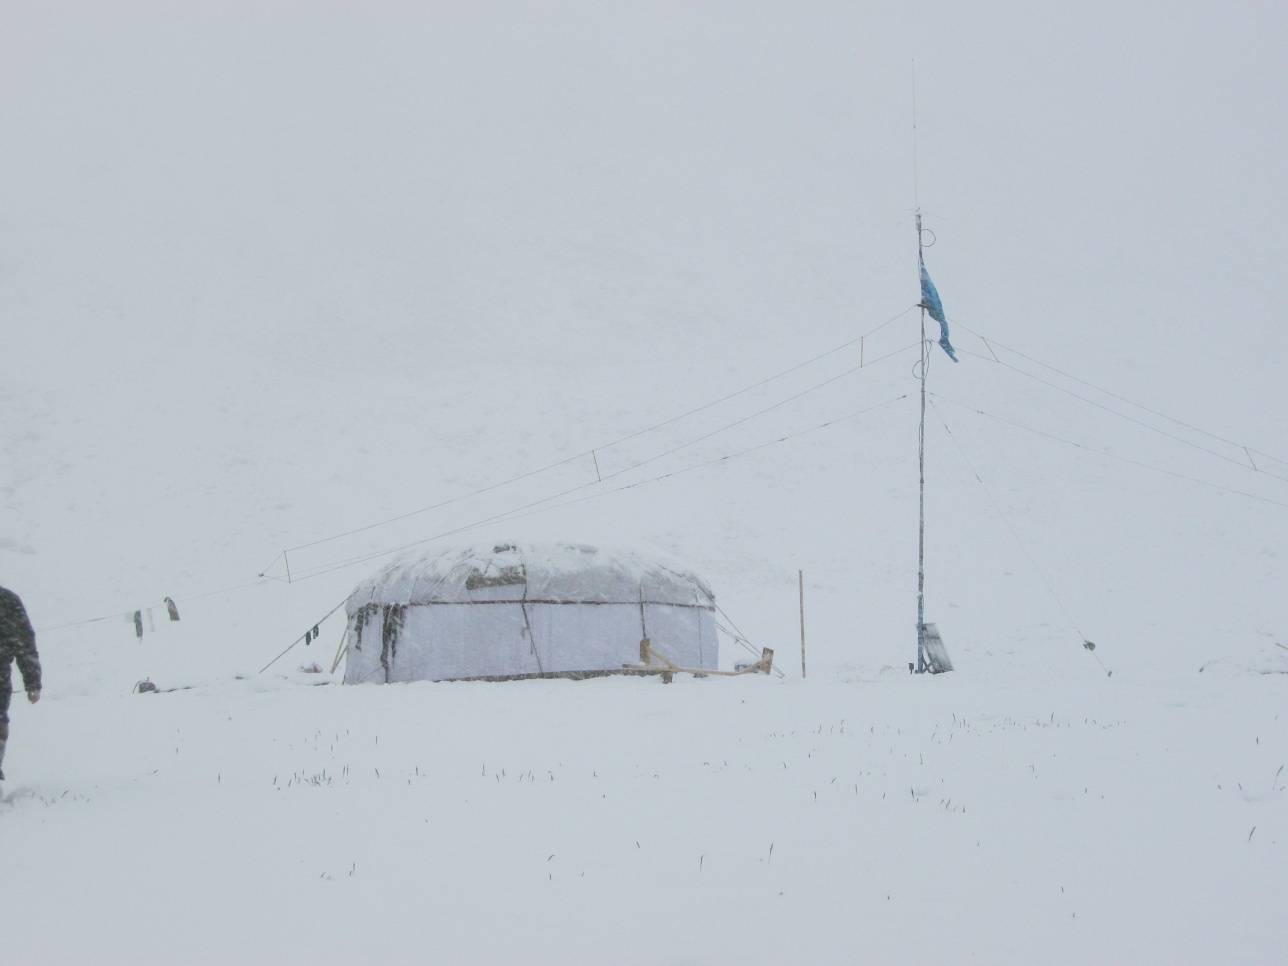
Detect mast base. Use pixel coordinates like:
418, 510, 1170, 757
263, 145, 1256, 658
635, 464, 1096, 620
918, 622, 954, 674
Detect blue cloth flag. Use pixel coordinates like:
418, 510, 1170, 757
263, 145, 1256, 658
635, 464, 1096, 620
919, 259, 958, 363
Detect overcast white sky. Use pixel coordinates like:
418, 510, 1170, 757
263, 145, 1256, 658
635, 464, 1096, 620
2, 2, 1284, 672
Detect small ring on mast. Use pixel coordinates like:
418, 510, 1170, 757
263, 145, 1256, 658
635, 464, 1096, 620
919, 227, 937, 248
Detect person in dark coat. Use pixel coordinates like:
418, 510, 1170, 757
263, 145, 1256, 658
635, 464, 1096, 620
0, 586, 42, 782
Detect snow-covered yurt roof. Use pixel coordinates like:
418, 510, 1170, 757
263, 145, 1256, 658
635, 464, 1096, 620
345, 542, 716, 613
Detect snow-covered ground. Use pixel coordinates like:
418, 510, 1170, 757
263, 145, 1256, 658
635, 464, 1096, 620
2, 2, 1286, 963
8, 671, 1287, 964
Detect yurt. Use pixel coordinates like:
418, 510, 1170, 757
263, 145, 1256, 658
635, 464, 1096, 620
342, 542, 719, 684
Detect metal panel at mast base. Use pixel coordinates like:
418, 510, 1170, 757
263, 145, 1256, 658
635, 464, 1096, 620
919, 623, 953, 674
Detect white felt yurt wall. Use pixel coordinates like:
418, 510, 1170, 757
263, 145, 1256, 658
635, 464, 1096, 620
342, 543, 718, 684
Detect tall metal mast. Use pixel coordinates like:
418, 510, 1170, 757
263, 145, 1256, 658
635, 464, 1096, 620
911, 60, 928, 673
909, 66, 956, 675
915, 210, 928, 674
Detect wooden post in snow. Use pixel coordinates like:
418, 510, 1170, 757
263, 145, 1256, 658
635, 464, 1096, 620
798, 570, 807, 679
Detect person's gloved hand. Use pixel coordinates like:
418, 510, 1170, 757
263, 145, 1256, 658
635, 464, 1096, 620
27, 689, 40, 704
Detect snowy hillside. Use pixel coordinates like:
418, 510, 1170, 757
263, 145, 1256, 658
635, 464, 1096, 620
2, 2, 1286, 963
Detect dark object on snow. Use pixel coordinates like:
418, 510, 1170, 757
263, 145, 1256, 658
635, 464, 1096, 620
135, 679, 158, 694
379, 605, 406, 680
0, 586, 43, 781
464, 565, 527, 590
165, 597, 180, 622
0, 587, 40, 693
133, 610, 144, 640
349, 603, 408, 682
